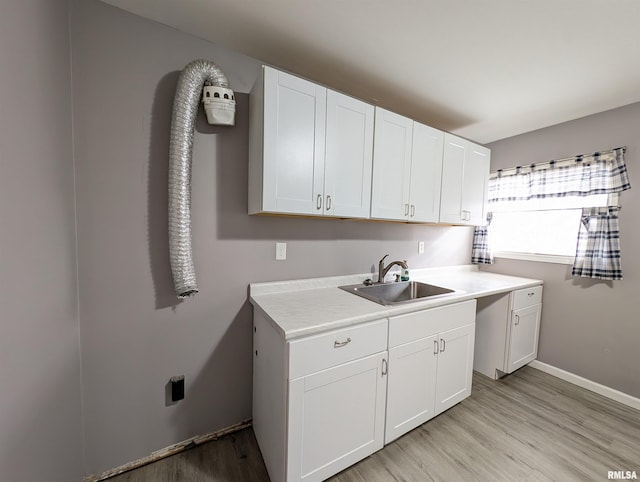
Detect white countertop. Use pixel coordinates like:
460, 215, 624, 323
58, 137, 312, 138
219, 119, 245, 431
249, 265, 542, 340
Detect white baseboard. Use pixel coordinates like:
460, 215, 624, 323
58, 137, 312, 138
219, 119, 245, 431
529, 360, 640, 411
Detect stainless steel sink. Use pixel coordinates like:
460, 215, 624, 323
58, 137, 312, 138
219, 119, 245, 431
339, 280, 455, 306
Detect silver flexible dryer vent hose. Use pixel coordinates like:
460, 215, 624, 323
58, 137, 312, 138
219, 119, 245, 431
168, 59, 232, 299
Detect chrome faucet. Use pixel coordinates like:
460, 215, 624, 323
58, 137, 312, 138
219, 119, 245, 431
377, 254, 408, 284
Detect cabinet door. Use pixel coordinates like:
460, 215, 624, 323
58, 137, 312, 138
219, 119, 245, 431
370, 108, 413, 220
385, 335, 438, 443
434, 323, 475, 416
408, 122, 444, 223
263, 66, 326, 215
324, 91, 374, 218
506, 304, 541, 373
463, 143, 490, 225
440, 133, 490, 225
287, 352, 387, 482
439, 133, 466, 224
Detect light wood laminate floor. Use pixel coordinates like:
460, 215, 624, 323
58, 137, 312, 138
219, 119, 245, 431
109, 366, 640, 481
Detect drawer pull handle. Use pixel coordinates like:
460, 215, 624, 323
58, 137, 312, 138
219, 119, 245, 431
334, 337, 351, 348
528, 292, 535, 297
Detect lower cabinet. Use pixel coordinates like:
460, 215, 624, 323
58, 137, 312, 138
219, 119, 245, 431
433, 322, 476, 416
385, 335, 437, 443
507, 303, 541, 373
287, 352, 387, 481
253, 314, 388, 482
474, 285, 543, 379
253, 300, 478, 481
384, 300, 476, 443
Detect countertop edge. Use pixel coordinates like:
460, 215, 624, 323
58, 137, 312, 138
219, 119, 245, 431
250, 269, 543, 340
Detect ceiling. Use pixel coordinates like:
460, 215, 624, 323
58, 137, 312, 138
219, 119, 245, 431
101, 0, 640, 144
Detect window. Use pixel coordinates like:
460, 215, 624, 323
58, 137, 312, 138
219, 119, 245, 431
472, 147, 630, 278
489, 194, 611, 263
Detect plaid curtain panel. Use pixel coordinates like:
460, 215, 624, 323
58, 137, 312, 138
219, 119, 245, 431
572, 207, 623, 280
471, 213, 493, 265
488, 147, 630, 202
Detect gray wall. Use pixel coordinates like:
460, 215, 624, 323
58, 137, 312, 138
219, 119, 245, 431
485, 103, 640, 398
0, 1, 83, 481
71, 0, 474, 475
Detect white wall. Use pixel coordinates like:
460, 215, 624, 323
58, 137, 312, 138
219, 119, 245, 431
0, 1, 83, 481
485, 102, 640, 399
71, 0, 475, 475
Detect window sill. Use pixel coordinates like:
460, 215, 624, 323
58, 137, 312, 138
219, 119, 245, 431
493, 251, 574, 265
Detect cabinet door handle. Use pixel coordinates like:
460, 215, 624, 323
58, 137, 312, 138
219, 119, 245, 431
333, 337, 351, 348
382, 358, 388, 376
433, 340, 439, 355
404, 203, 410, 216
440, 338, 446, 353
528, 292, 535, 297
316, 194, 323, 211
410, 204, 415, 217
326, 195, 332, 211
515, 315, 520, 326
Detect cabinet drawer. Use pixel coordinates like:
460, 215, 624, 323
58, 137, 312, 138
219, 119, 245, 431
388, 300, 477, 348
512, 286, 543, 310
288, 319, 388, 379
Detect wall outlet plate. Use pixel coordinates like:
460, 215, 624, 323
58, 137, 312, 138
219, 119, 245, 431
418, 241, 425, 254
276, 242, 287, 260
170, 375, 185, 402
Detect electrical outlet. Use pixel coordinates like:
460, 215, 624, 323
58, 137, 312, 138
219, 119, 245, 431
276, 242, 287, 260
418, 241, 425, 254
170, 375, 185, 402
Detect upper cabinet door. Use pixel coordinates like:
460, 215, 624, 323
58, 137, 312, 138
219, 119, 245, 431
262, 66, 326, 215
463, 144, 490, 225
439, 133, 467, 224
408, 122, 444, 223
370, 108, 413, 220
324, 91, 374, 218
440, 133, 490, 225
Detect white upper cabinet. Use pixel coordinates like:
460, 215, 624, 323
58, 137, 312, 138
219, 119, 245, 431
371, 108, 444, 222
324, 90, 375, 218
249, 66, 374, 218
249, 66, 326, 215
409, 122, 445, 222
439, 133, 490, 225
250, 65, 489, 224
370, 108, 413, 220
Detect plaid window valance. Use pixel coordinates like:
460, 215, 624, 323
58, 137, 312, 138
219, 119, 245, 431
488, 147, 630, 202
